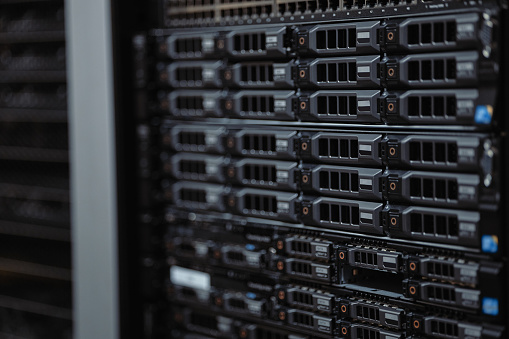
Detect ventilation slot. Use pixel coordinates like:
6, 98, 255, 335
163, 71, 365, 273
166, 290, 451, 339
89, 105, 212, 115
226, 249, 245, 263
427, 285, 456, 303
290, 261, 313, 276
408, 141, 458, 164
409, 212, 459, 237
242, 134, 276, 153
356, 327, 381, 339
316, 62, 356, 83
180, 188, 207, 203
177, 96, 203, 115
292, 290, 314, 306
243, 164, 276, 182
227, 298, 247, 310
179, 160, 207, 176
317, 95, 357, 116
178, 131, 206, 147
290, 311, 314, 328
175, 66, 203, 82
240, 64, 274, 83
290, 240, 312, 255
241, 95, 275, 114
354, 250, 378, 266
316, 28, 356, 50
244, 194, 277, 213
409, 177, 458, 201
319, 202, 360, 225
427, 262, 455, 279
318, 137, 359, 159
430, 320, 459, 337
318, 170, 359, 193
407, 21, 456, 45
356, 305, 380, 322
175, 37, 202, 55
233, 32, 266, 53
407, 95, 456, 118
407, 58, 456, 82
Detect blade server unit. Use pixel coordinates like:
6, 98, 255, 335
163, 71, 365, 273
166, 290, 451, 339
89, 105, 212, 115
131, 0, 508, 338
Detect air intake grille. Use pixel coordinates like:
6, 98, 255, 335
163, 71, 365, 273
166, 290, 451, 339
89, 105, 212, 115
242, 134, 276, 152
319, 202, 360, 225
180, 188, 207, 203
175, 37, 202, 54
409, 141, 458, 164
317, 61, 357, 83
408, 21, 456, 45
410, 213, 459, 237
244, 194, 277, 213
408, 59, 456, 81
176, 66, 203, 82
234, 32, 266, 52
317, 94, 357, 116
240, 64, 274, 82
241, 95, 275, 113
316, 28, 356, 50
318, 137, 359, 159
243, 164, 276, 182
409, 177, 458, 201
408, 96, 456, 118
319, 169, 359, 192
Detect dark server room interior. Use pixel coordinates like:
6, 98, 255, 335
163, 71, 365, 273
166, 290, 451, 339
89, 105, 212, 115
0, 0, 507, 338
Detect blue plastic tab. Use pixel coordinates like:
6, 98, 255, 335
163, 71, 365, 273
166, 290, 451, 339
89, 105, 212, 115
482, 235, 499, 253
482, 297, 499, 316
245, 244, 255, 251
475, 105, 493, 124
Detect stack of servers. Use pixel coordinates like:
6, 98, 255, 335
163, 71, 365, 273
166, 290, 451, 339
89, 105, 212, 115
0, 0, 71, 338
136, 1, 507, 338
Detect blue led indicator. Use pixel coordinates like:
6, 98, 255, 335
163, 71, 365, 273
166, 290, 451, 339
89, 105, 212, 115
482, 297, 499, 316
245, 244, 255, 251
246, 292, 256, 299
482, 235, 499, 253
475, 105, 493, 124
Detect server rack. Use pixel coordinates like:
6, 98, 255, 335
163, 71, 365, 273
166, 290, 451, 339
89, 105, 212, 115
125, 0, 509, 338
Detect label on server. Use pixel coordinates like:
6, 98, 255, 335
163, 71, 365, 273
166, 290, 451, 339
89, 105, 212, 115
314, 265, 330, 279
461, 291, 480, 308
206, 193, 219, 204
456, 62, 475, 78
202, 68, 216, 81
170, 266, 211, 291
202, 38, 215, 53
314, 245, 329, 258
203, 98, 216, 110
276, 139, 289, 152
458, 185, 476, 201
459, 222, 477, 238
245, 253, 262, 267
274, 99, 287, 112
317, 318, 332, 333
276, 170, 289, 183
205, 164, 219, 174
273, 67, 287, 81
277, 201, 290, 213
265, 35, 279, 49
458, 147, 476, 162
457, 23, 475, 39
205, 133, 219, 145
457, 99, 474, 116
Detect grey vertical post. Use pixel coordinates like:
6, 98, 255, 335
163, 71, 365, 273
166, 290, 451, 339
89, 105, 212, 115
65, 0, 119, 338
